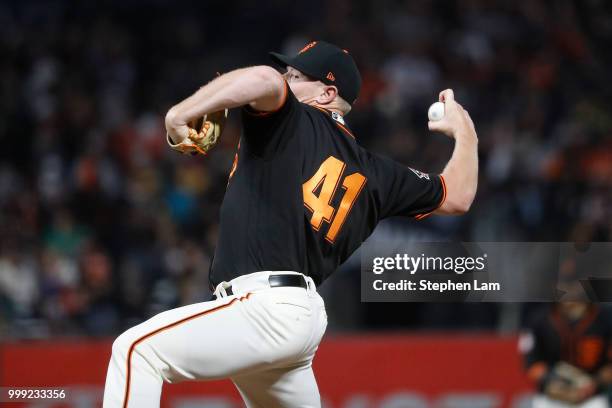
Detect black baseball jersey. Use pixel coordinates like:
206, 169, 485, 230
210, 81, 446, 287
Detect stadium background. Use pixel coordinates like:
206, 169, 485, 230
0, 0, 611, 406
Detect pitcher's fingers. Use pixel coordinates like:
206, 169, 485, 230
444, 99, 462, 115
428, 120, 445, 132
439, 89, 454, 103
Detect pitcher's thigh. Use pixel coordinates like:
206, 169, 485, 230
113, 294, 267, 383
232, 363, 321, 408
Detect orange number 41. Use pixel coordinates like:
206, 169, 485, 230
303, 156, 367, 243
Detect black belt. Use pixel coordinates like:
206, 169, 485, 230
217, 274, 308, 297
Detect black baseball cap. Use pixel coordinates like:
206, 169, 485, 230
270, 40, 362, 105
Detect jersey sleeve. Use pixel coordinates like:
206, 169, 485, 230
369, 153, 446, 220
240, 80, 301, 158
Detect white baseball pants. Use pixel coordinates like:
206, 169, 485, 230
103, 271, 328, 408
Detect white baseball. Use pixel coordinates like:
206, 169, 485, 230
428, 101, 445, 121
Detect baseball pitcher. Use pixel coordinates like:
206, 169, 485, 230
103, 40, 478, 407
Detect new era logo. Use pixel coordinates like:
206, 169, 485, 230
326, 72, 335, 81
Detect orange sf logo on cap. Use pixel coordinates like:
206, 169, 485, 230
299, 41, 317, 54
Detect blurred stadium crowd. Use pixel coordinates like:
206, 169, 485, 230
0, 0, 611, 338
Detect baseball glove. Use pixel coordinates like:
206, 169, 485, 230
167, 109, 228, 155
544, 362, 597, 404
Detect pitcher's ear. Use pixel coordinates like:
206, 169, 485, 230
317, 86, 338, 105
